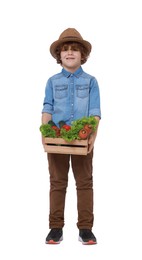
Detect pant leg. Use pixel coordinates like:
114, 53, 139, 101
47, 153, 70, 228
71, 150, 94, 229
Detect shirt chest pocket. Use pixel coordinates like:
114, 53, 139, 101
76, 85, 89, 98
55, 85, 68, 99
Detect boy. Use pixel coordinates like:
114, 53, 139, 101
41, 28, 101, 245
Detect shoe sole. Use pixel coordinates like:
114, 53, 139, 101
45, 236, 63, 244
78, 236, 97, 245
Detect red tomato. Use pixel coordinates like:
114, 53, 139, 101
84, 124, 93, 135
78, 129, 89, 139
62, 125, 71, 131
51, 126, 60, 136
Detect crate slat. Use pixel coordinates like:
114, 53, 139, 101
43, 138, 88, 155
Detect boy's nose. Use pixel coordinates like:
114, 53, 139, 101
67, 47, 73, 54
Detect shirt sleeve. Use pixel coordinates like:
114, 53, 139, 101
42, 79, 54, 114
89, 77, 101, 118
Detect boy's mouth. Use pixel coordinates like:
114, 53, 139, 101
66, 57, 75, 60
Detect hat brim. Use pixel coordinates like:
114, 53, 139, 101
50, 37, 92, 58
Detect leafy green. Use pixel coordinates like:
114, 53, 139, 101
39, 124, 56, 137
60, 127, 79, 142
71, 116, 98, 132
39, 116, 98, 142
60, 116, 98, 142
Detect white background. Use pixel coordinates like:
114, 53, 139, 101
0, 0, 142, 259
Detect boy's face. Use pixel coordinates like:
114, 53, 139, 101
60, 44, 82, 72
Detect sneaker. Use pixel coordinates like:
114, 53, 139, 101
45, 228, 63, 244
79, 229, 97, 245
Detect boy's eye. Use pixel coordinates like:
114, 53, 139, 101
61, 45, 79, 51
72, 47, 79, 51
62, 46, 69, 51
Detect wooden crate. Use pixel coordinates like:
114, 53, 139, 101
43, 137, 88, 155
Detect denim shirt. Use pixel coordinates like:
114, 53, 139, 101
42, 67, 101, 126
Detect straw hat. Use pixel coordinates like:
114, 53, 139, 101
50, 28, 92, 58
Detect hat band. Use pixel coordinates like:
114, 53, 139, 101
62, 36, 82, 40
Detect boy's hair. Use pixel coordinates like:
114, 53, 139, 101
54, 42, 89, 65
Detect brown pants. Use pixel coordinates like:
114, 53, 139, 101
47, 150, 94, 229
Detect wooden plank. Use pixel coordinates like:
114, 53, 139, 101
44, 137, 87, 146
44, 145, 87, 155
43, 138, 88, 155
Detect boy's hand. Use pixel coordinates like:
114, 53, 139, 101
41, 113, 52, 146
88, 133, 96, 153
88, 116, 100, 153
41, 135, 45, 146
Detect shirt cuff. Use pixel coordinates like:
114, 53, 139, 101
89, 108, 101, 119
42, 104, 53, 114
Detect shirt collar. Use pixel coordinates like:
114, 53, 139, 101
62, 67, 83, 78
